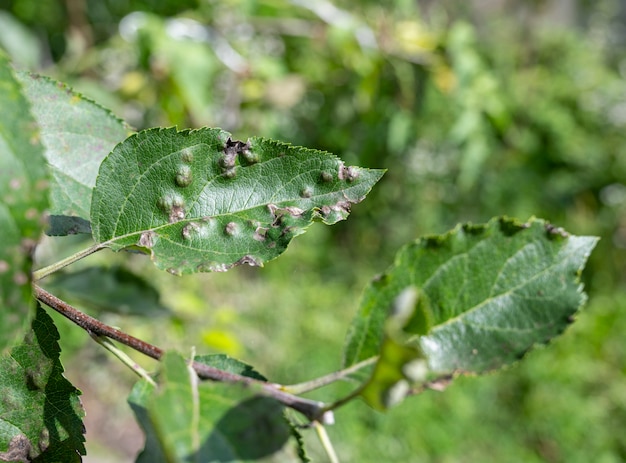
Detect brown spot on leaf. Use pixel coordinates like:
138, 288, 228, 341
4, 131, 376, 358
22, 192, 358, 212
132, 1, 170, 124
337, 162, 359, 182
169, 205, 186, 223
175, 165, 193, 187
236, 255, 262, 267
253, 227, 268, 241
0, 433, 32, 462
182, 222, 200, 240
181, 148, 194, 163
224, 222, 238, 236
139, 231, 157, 248
319, 171, 333, 183
545, 223, 569, 238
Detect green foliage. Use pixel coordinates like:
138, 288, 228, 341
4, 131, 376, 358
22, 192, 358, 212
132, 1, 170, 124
47, 265, 170, 316
16, 72, 130, 230
0, 2, 620, 461
0, 306, 85, 462
91, 127, 383, 274
128, 352, 306, 463
0, 51, 48, 352
344, 218, 597, 408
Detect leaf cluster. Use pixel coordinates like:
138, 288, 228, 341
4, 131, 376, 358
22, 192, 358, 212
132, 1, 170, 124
0, 46, 600, 462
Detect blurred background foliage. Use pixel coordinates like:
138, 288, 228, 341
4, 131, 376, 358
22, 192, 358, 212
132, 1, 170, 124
2, 0, 626, 461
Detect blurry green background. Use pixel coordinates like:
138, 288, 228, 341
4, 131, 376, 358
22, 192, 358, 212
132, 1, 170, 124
3, 0, 626, 461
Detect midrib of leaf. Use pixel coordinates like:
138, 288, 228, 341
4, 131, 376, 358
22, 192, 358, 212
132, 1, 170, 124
102, 156, 365, 245
348, 226, 590, 367
423, 237, 585, 335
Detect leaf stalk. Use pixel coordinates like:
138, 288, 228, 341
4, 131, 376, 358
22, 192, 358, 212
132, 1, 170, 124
33, 243, 104, 281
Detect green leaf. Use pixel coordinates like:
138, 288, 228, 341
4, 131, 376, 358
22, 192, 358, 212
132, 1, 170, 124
46, 265, 170, 316
128, 352, 306, 462
0, 11, 42, 70
343, 218, 598, 406
91, 127, 384, 274
193, 354, 267, 381
0, 52, 48, 352
0, 305, 85, 462
16, 72, 131, 230
359, 287, 431, 410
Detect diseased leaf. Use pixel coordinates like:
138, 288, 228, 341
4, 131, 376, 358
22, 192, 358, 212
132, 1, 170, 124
128, 352, 306, 463
0, 305, 85, 462
343, 217, 598, 407
91, 127, 384, 274
16, 72, 131, 231
46, 265, 170, 316
0, 52, 48, 352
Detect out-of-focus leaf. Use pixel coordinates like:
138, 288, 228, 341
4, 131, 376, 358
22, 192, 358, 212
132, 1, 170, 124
0, 305, 85, 462
0, 52, 48, 352
91, 127, 384, 275
128, 351, 306, 462
358, 287, 430, 410
46, 215, 92, 236
16, 72, 131, 232
46, 265, 170, 316
193, 353, 267, 381
343, 217, 598, 407
0, 11, 41, 70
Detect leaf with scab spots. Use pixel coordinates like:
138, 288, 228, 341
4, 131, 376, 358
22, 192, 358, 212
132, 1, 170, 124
0, 306, 85, 461
343, 217, 598, 408
0, 52, 49, 352
90, 127, 384, 274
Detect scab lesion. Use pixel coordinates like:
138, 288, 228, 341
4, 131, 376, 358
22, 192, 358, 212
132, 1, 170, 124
224, 221, 238, 236
175, 164, 193, 187
218, 138, 260, 175
157, 192, 186, 223
337, 162, 359, 182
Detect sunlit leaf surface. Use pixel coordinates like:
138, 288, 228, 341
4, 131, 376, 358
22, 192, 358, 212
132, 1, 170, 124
343, 218, 598, 408
91, 127, 384, 274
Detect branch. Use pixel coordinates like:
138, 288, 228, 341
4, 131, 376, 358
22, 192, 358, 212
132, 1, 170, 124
282, 356, 378, 394
33, 284, 327, 421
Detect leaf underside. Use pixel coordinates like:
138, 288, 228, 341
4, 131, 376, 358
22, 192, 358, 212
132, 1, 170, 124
128, 352, 306, 463
91, 127, 384, 274
343, 217, 598, 407
0, 306, 85, 462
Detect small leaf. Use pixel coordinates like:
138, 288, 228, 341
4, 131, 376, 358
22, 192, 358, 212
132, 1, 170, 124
16, 72, 131, 231
128, 352, 306, 462
46, 215, 92, 236
46, 265, 170, 316
359, 287, 430, 410
0, 305, 85, 462
91, 127, 384, 274
343, 217, 598, 406
0, 52, 49, 352
193, 353, 267, 381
